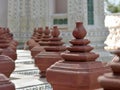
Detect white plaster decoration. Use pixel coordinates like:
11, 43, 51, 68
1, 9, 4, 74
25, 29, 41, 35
8, 0, 48, 42
44, 0, 50, 27
0, 0, 8, 27
36, 0, 48, 28
104, 14, 120, 48
8, 0, 20, 40
48, 0, 56, 28
82, 0, 88, 26
30, 0, 42, 28
94, 0, 105, 27
68, 0, 83, 31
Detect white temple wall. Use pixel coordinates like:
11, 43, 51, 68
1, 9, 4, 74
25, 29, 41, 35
55, 0, 67, 13
7, 0, 108, 50
0, 0, 8, 27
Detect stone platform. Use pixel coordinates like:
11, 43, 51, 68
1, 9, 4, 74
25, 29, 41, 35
10, 50, 52, 90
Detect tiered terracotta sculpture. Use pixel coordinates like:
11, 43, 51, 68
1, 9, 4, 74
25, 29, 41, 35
35, 26, 66, 78
31, 27, 43, 58
0, 73, 15, 90
0, 28, 18, 60
32, 27, 43, 42
46, 22, 106, 90
26, 28, 39, 50
31, 26, 51, 58
38, 26, 51, 46
98, 49, 120, 90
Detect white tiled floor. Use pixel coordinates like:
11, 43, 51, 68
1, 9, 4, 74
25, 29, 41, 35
10, 50, 51, 90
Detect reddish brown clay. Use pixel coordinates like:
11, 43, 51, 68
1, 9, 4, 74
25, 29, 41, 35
2, 47, 17, 60
26, 28, 41, 50
0, 54, 15, 78
98, 49, 120, 90
46, 22, 106, 90
35, 26, 66, 78
32, 27, 43, 42
26, 39, 38, 50
0, 28, 18, 60
38, 26, 51, 46
31, 44, 45, 58
0, 73, 15, 90
72, 22, 87, 39
31, 26, 51, 58
31, 27, 44, 58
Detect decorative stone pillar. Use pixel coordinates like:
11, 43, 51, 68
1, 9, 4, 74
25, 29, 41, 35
46, 22, 106, 90
35, 26, 66, 78
98, 49, 120, 90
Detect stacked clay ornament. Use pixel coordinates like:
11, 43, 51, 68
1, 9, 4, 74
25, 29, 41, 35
46, 22, 106, 90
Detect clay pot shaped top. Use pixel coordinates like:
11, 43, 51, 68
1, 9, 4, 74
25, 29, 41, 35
51, 26, 60, 37
38, 27, 43, 34
44, 26, 50, 35
73, 22, 87, 39
0, 28, 5, 35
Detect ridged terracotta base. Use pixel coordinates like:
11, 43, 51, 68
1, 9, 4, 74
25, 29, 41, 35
0, 73, 15, 90
98, 73, 120, 90
0, 55, 15, 77
31, 45, 45, 58
47, 61, 106, 90
35, 52, 62, 77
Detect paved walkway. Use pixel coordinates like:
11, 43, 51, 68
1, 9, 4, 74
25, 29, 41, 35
10, 50, 51, 90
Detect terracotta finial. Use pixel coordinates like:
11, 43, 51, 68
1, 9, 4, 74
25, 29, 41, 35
51, 26, 60, 37
73, 22, 87, 39
44, 26, 50, 35
46, 22, 105, 90
38, 27, 43, 34
35, 26, 66, 77
45, 26, 65, 51
61, 22, 98, 61
6, 28, 10, 33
